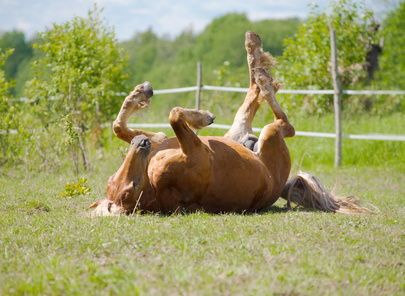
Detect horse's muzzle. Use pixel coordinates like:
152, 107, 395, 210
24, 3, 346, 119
131, 135, 151, 153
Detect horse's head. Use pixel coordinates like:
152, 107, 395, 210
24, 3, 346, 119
89, 135, 151, 217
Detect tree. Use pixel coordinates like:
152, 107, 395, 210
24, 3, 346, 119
375, 1, 405, 89
121, 13, 300, 91
0, 30, 33, 95
0, 49, 24, 166
278, 0, 378, 113
122, 29, 161, 88
25, 6, 128, 171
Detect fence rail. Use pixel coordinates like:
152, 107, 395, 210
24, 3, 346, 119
96, 84, 405, 143
121, 123, 405, 142
201, 85, 405, 95
11, 87, 405, 103
6, 84, 405, 143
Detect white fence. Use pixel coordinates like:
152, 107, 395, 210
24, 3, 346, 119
154, 85, 405, 96
4, 82, 405, 167
117, 84, 405, 142
8, 84, 405, 143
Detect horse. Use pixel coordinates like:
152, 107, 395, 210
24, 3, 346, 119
89, 32, 370, 216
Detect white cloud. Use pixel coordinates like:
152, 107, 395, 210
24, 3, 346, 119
247, 10, 307, 21
129, 8, 154, 15
15, 19, 33, 31
0, 0, 16, 5
94, 0, 133, 5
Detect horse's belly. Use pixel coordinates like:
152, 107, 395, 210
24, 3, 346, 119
147, 136, 276, 212
202, 155, 273, 212
147, 147, 211, 211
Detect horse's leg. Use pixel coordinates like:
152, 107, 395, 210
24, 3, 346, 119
168, 107, 215, 155
224, 32, 275, 148
223, 85, 260, 146
254, 68, 295, 138
113, 82, 167, 145
254, 120, 292, 201
252, 67, 295, 198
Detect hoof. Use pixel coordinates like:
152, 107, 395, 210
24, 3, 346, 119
192, 110, 215, 129
143, 81, 153, 98
125, 82, 154, 110
208, 114, 216, 125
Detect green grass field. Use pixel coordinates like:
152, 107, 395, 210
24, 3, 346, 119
1, 112, 404, 295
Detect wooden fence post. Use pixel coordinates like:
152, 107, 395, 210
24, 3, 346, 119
195, 62, 202, 110
329, 24, 342, 167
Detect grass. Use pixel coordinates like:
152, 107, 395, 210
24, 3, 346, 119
0, 165, 404, 295
1, 110, 404, 295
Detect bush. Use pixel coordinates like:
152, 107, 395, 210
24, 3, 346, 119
0, 49, 26, 167
25, 5, 128, 172
277, 0, 378, 114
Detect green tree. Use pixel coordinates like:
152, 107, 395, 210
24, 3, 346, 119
251, 18, 301, 56
0, 49, 24, 166
367, 1, 405, 114
0, 30, 33, 95
375, 1, 405, 89
278, 0, 378, 113
191, 14, 300, 86
122, 29, 161, 87
121, 13, 299, 91
25, 6, 128, 171
194, 14, 251, 70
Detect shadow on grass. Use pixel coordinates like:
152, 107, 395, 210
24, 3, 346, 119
141, 204, 319, 218
256, 205, 319, 214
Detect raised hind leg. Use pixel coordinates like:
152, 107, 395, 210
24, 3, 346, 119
254, 121, 292, 201
113, 82, 167, 145
254, 68, 295, 138
253, 66, 295, 198
225, 32, 276, 150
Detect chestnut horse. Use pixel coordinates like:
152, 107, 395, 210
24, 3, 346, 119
90, 32, 370, 216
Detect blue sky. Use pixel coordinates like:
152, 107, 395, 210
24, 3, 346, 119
0, 0, 399, 41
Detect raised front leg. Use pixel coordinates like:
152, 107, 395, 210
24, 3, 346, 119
168, 107, 215, 155
113, 82, 167, 145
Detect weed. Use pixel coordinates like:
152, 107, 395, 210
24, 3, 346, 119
60, 178, 91, 198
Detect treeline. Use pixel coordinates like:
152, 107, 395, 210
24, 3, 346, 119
0, 13, 300, 97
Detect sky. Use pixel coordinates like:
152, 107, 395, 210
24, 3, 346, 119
0, 0, 399, 41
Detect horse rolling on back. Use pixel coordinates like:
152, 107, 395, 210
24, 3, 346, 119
90, 32, 372, 216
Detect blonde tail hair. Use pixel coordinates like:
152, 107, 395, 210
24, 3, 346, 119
281, 171, 375, 214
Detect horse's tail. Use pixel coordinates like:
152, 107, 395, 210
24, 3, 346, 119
281, 171, 375, 214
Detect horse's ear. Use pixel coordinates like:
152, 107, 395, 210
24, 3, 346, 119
89, 199, 101, 208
